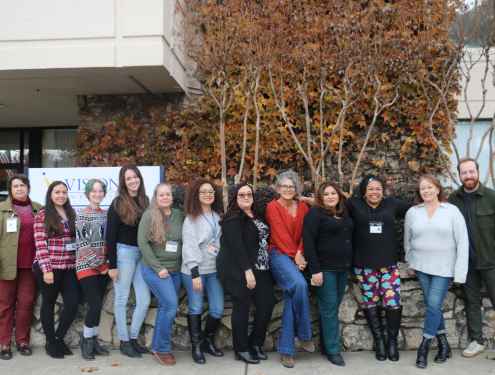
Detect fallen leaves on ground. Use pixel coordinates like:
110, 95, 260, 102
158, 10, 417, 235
487, 355, 495, 360
112, 362, 121, 366
81, 367, 98, 372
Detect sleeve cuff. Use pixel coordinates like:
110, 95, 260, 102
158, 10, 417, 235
191, 266, 200, 279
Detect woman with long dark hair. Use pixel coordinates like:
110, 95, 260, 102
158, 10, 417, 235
181, 178, 225, 364
138, 183, 185, 366
33, 181, 79, 359
303, 182, 353, 366
107, 165, 151, 358
217, 184, 275, 364
76, 179, 110, 361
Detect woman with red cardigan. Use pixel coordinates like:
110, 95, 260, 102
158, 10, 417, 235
266, 171, 313, 369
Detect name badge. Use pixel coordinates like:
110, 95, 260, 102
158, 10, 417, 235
66, 243, 76, 251
6, 218, 17, 233
208, 244, 219, 256
369, 221, 383, 234
165, 241, 178, 252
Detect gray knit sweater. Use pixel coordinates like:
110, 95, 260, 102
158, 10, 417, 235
181, 212, 222, 276
404, 202, 469, 283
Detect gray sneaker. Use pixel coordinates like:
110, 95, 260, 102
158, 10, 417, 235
462, 340, 484, 358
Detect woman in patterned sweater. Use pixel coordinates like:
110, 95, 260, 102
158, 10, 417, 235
75, 179, 110, 361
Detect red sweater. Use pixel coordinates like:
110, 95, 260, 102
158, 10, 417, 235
12, 197, 36, 269
266, 199, 309, 259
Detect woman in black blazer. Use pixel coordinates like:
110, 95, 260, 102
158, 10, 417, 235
218, 184, 275, 365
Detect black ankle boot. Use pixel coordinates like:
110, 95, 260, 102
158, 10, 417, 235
56, 337, 73, 356
187, 314, 206, 364
130, 338, 150, 354
434, 333, 452, 363
81, 337, 95, 361
120, 340, 141, 358
363, 306, 387, 361
201, 315, 224, 357
385, 307, 402, 361
235, 351, 260, 364
91, 336, 109, 356
327, 353, 346, 366
416, 337, 432, 368
250, 346, 268, 360
45, 340, 64, 359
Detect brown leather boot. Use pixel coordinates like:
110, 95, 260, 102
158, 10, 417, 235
152, 350, 175, 366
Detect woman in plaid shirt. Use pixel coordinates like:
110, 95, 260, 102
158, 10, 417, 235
33, 181, 79, 359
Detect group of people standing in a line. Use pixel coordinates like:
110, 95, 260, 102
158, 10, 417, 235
0, 157, 494, 369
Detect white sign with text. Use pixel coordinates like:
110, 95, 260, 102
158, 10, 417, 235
28, 166, 163, 211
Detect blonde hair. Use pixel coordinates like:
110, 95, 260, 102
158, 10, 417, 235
146, 183, 173, 244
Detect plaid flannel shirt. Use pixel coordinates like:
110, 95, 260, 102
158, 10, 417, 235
33, 209, 76, 274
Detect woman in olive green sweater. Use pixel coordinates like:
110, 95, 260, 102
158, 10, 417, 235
138, 183, 185, 366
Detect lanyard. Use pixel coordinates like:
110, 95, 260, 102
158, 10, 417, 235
202, 212, 217, 244
91, 206, 107, 238
168, 211, 174, 241
367, 204, 384, 226
61, 217, 71, 236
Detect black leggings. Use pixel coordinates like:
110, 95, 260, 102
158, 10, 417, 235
79, 274, 108, 328
33, 262, 80, 342
230, 272, 276, 352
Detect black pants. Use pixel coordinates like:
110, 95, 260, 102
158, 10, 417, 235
79, 274, 108, 328
462, 262, 495, 345
231, 272, 276, 352
33, 262, 80, 342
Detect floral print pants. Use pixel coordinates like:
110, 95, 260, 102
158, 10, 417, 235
352, 263, 402, 309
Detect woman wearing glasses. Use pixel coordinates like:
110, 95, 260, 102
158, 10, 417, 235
181, 178, 225, 364
265, 171, 313, 368
217, 184, 276, 364
345, 174, 411, 362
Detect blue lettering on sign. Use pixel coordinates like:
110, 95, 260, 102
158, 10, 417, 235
110, 179, 119, 190
101, 179, 108, 188
65, 179, 76, 190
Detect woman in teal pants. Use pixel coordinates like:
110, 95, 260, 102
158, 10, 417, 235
303, 182, 353, 366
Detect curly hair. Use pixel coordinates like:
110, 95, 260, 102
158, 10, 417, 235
275, 171, 302, 198
358, 174, 386, 199
184, 178, 224, 221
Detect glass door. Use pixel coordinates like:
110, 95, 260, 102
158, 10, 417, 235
0, 130, 23, 202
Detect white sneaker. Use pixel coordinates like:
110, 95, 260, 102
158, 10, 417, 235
462, 340, 484, 358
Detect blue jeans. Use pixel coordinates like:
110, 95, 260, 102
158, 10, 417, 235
113, 243, 151, 340
269, 249, 312, 355
416, 271, 453, 339
181, 272, 224, 318
141, 265, 181, 354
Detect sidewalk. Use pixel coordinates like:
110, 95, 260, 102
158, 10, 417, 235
2, 349, 494, 375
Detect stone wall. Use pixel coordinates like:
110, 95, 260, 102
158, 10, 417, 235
24, 263, 495, 352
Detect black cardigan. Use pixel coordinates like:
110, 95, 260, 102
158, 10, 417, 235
217, 213, 264, 298
344, 196, 411, 269
302, 207, 354, 274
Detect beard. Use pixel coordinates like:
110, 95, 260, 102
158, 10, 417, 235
461, 175, 479, 190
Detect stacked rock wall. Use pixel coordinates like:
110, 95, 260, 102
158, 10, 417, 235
24, 263, 495, 352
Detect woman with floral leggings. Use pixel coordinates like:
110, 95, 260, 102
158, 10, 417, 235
345, 174, 411, 362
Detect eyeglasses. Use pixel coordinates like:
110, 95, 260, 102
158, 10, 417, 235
280, 185, 296, 191
199, 190, 215, 196
238, 193, 253, 199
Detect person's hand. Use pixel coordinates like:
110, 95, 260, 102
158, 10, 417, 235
158, 268, 169, 279
455, 282, 463, 285
43, 272, 54, 284
407, 268, 416, 276
100, 269, 109, 275
312, 272, 323, 287
245, 269, 256, 289
295, 196, 315, 206
192, 277, 202, 292
295, 251, 307, 271
109, 268, 120, 283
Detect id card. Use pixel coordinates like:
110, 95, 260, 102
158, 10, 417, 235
66, 243, 76, 251
369, 221, 383, 234
208, 245, 219, 256
310, 278, 317, 286
165, 241, 178, 252
6, 218, 17, 233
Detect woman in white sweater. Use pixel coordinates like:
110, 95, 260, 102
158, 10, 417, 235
404, 175, 468, 369
181, 178, 225, 364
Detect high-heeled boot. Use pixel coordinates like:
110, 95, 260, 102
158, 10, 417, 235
187, 314, 206, 364
201, 315, 224, 357
363, 306, 387, 361
416, 337, 432, 368
385, 307, 402, 361
434, 333, 452, 363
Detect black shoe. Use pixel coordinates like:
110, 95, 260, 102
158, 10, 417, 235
434, 333, 452, 363
416, 337, 432, 368
187, 314, 206, 364
235, 351, 260, 364
130, 338, 150, 354
81, 337, 95, 361
250, 346, 268, 360
385, 307, 402, 361
56, 338, 73, 356
120, 340, 142, 358
201, 315, 224, 357
327, 353, 346, 366
45, 340, 64, 359
363, 306, 387, 361
91, 336, 109, 356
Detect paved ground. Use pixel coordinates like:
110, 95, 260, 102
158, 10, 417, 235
2, 349, 494, 375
